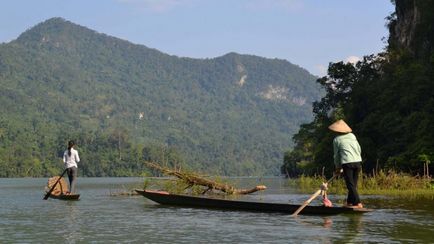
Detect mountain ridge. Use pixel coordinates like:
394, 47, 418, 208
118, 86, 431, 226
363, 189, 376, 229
0, 17, 322, 177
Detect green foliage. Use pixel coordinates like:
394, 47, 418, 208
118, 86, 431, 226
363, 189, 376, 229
0, 18, 322, 177
282, 1, 434, 176
288, 170, 434, 199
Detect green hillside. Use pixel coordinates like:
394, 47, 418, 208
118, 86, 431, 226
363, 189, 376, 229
0, 17, 322, 177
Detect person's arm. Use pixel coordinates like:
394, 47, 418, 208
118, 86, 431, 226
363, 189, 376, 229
357, 140, 362, 156
333, 138, 341, 169
63, 151, 66, 163
75, 150, 80, 163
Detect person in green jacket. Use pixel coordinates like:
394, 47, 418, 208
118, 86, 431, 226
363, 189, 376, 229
329, 120, 363, 208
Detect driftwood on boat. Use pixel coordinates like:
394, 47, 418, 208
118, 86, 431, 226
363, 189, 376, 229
145, 161, 266, 195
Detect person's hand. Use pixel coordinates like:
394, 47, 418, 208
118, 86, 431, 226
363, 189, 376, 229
320, 182, 328, 191
334, 168, 343, 176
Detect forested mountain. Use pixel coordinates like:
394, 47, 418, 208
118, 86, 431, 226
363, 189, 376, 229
282, 0, 434, 177
0, 18, 322, 177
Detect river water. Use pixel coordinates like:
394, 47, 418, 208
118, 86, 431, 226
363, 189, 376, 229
1, 177, 433, 243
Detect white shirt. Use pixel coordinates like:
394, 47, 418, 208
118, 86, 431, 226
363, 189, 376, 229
63, 148, 80, 168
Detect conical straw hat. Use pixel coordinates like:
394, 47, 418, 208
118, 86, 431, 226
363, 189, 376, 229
328, 119, 352, 133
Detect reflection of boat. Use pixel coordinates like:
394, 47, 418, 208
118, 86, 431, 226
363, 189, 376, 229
135, 190, 372, 215
49, 193, 80, 201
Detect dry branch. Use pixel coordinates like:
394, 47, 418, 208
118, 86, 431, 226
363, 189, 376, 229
145, 161, 266, 195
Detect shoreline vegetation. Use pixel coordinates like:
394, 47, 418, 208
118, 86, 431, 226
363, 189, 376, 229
107, 162, 434, 199
288, 170, 434, 199
109, 168, 434, 200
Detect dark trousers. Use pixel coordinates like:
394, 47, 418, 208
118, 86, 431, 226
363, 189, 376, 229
342, 162, 361, 205
67, 167, 77, 193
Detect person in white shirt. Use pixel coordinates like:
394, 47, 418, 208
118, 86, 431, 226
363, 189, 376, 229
63, 140, 80, 194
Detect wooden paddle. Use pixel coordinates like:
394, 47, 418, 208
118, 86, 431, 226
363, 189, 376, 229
43, 169, 68, 200
291, 173, 339, 216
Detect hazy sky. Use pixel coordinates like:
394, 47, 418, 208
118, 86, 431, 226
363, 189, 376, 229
0, 0, 394, 76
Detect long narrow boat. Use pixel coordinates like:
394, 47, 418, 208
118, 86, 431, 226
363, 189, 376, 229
135, 190, 372, 215
49, 193, 80, 201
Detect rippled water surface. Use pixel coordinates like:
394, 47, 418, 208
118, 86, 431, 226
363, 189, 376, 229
1, 177, 433, 243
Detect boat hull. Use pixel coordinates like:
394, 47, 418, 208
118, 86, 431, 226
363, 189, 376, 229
49, 194, 80, 201
135, 190, 372, 215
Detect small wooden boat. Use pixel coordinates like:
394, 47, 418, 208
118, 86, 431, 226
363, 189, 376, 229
135, 190, 372, 215
45, 175, 80, 201
49, 193, 80, 201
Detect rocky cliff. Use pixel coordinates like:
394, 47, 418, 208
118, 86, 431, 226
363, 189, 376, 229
388, 0, 434, 59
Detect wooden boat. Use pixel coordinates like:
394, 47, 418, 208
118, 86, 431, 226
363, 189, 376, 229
135, 190, 372, 215
49, 193, 80, 201
45, 175, 80, 201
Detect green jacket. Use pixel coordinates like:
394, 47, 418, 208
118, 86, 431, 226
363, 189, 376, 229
333, 133, 362, 167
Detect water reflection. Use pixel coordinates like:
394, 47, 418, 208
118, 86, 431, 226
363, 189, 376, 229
323, 217, 333, 229
290, 215, 363, 243
64, 202, 81, 243
333, 215, 364, 243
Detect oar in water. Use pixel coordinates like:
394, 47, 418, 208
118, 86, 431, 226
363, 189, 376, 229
43, 169, 68, 200
291, 173, 339, 216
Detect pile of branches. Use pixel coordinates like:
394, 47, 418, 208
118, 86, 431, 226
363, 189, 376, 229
145, 161, 266, 195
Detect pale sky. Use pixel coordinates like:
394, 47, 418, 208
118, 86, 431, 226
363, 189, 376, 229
0, 0, 394, 76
